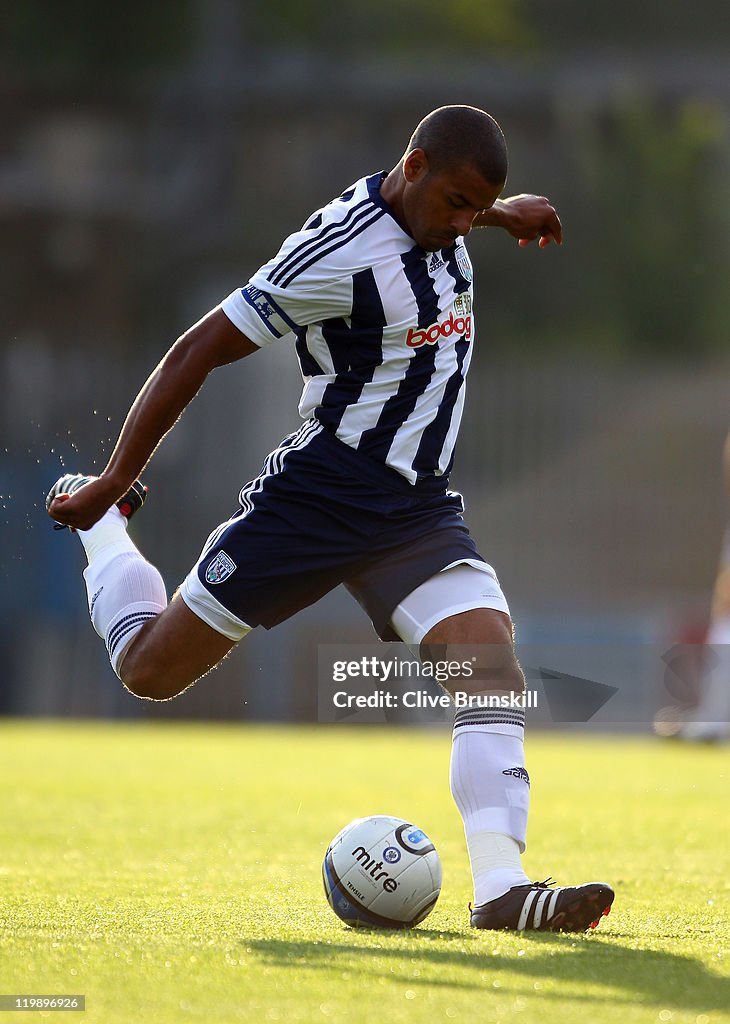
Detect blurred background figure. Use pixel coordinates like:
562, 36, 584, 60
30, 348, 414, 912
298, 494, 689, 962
680, 431, 730, 742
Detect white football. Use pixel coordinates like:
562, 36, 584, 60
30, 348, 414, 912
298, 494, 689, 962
322, 815, 442, 928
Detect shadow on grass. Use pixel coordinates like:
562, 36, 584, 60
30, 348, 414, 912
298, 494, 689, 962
245, 932, 728, 1012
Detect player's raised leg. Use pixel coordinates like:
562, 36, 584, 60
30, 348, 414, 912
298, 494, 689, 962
46, 473, 237, 700
390, 563, 614, 932
118, 595, 237, 700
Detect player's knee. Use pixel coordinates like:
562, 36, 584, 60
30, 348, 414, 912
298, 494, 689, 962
120, 669, 184, 702
118, 650, 188, 702
422, 636, 524, 697
420, 610, 523, 696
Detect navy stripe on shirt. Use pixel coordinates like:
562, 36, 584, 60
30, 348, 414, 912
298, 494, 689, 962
314, 268, 387, 433
356, 346, 439, 465
402, 245, 442, 327
355, 246, 442, 465
295, 328, 325, 377
444, 246, 471, 293
411, 332, 470, 477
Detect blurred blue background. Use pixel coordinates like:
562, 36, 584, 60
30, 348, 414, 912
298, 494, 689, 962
1, 0, 728, 721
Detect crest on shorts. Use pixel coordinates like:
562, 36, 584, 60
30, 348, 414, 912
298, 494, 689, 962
205, 551, 237, 585
455, 245, 473, 282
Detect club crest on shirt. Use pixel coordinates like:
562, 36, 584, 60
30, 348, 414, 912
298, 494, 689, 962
205, 551, 237, 585
455, 245, 473, 282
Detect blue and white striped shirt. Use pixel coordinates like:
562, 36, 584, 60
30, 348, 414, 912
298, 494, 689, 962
221, 171, 476, 486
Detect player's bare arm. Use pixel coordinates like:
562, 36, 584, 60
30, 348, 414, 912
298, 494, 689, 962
475, 194, 563, 248
47, 308, 257, 531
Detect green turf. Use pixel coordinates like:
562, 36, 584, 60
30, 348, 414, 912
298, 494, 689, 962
0, 722, 728, 1024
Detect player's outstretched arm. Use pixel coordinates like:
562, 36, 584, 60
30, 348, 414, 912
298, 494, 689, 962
47, 308, 258, 531
474, 194, 563, 248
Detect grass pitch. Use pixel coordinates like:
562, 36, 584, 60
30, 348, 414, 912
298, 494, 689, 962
0, 721, 728, 1024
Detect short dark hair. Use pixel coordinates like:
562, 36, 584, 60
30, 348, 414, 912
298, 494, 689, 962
407, 105, 508, 186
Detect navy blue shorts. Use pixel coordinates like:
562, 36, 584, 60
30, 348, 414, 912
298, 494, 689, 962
180, 420, 486, 641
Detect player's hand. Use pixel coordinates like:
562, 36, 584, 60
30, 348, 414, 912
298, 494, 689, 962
495, 194, 563, 248
46, 475, 124, 532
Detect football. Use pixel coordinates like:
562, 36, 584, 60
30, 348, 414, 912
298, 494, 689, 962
322, 815, 442, 928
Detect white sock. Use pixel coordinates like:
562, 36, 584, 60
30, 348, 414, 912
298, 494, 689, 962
77, 510, 167, 677
450, 703, 531, 905
77, 506, 135, 565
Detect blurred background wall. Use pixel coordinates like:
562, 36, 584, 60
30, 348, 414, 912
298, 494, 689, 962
1, 0, 728, 721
